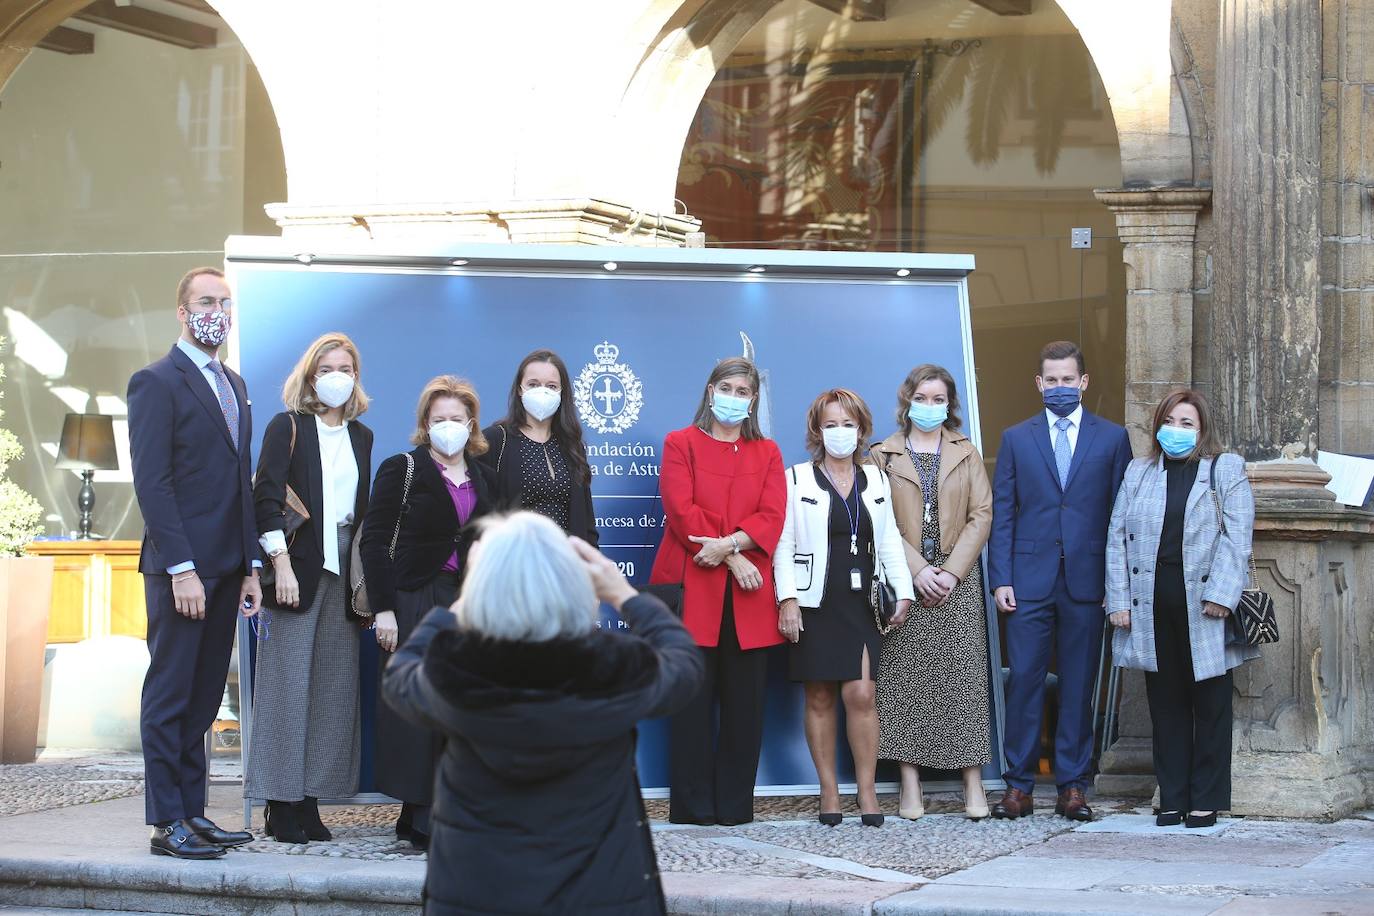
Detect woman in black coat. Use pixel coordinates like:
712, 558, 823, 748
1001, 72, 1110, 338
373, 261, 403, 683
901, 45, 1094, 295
478, 349, 598, 545
383, 513, 703, 915
359, 375, 497, 849
246, 332, 373, 844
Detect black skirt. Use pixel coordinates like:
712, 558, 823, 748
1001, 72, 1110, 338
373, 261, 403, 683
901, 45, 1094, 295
789, 468, 879, 682
374, 571, 457, 806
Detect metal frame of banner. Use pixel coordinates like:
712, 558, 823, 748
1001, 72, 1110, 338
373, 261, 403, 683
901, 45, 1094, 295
226, 240, 1001, 830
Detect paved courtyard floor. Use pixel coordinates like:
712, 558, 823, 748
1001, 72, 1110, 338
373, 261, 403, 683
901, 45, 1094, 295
1, 752, 1371, 914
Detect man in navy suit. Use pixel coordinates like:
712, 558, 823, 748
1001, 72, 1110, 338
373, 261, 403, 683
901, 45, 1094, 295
988, 341, 1132, 821
128, 267, 262, 858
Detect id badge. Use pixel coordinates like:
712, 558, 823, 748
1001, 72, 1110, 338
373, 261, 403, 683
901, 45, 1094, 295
849, 568, 863, 592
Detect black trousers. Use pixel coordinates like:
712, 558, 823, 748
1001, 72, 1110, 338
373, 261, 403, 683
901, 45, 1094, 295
1146, 563, 1233, 812
669, 589, 769, 825
141, 572, 242, 825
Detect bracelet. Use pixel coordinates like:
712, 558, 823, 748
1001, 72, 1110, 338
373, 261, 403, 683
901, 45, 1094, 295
171, 572, 196, 582
729, 534, 740, 554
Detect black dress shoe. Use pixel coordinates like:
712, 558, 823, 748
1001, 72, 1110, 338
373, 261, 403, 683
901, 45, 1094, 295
1185, 811, 1217, 828
409, 829, 430, 851
294, 797, 332, 842
150, 820, 226, 860
1156, 810, 1183, 827
265, 800, 308, 844
187, 816, 253, 848
860, 813, 885, 828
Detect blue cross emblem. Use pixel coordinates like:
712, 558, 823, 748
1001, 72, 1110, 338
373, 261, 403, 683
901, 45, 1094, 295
594, 376, 625, 416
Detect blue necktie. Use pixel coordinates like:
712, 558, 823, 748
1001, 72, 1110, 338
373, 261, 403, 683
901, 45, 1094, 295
1054, 417, 1072, 488
208, 360, 240, 450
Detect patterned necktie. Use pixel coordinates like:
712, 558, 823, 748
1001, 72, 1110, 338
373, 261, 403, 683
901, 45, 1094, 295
208, 360, 240, 450
1054, 417, 1072, 488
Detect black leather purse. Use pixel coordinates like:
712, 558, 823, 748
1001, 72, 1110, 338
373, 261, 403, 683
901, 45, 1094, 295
1209, 463, 1279, 646
869, 576, 898, 634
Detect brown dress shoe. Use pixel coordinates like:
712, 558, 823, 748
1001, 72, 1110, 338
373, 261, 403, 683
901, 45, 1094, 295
1055, 787, 1094, 822
991, 788, 1034, 819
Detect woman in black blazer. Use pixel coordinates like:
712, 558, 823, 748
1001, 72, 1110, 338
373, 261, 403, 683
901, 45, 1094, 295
245, 332, 373, 845
478, 349, 598, 545
359, 374, 497, 849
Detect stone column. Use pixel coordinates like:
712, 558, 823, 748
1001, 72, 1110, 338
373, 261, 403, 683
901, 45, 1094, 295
1094, 188, 1211, 452
1211, 0, 1374, 819
1211, 0, 1323, 471
1091, 188, 1210, 798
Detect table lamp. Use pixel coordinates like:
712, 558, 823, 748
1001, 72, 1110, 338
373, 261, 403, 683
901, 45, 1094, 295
55, 413, 119, 540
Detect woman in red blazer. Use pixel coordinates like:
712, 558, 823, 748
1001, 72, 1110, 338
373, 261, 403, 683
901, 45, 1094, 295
650, 356, 786, 825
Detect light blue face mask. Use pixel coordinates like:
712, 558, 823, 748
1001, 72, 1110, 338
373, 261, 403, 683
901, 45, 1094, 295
1156, 425, 1198, 458
907, 401, 948, 432
710, 392, 752, 426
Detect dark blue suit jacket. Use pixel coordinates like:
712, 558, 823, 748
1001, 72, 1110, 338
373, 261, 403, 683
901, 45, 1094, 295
988, 410, 1132, 604
127, 345, 258, 577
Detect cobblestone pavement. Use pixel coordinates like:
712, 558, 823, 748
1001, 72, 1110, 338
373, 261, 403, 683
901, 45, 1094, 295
0, 750, 238, 818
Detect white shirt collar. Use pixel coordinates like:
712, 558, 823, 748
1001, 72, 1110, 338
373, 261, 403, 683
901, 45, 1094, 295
1045, 404, 1084, 428
176, 337, 215, 369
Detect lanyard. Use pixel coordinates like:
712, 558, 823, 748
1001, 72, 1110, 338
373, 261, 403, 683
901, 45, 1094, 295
906, 436, 941, 525
820, 463, 860, 556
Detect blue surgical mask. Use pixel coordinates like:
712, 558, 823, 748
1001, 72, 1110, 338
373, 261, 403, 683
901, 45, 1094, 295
1042, 385, 1081, 417
710, 392, 752, 426
907, 402, 948, 432
1156, 425, 1198, 459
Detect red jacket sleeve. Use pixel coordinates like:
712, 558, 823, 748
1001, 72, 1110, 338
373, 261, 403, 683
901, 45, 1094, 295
659, 430, 724, 548
736, 440, 786, 557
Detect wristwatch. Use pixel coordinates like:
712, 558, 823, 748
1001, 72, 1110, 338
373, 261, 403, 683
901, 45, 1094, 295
729, 534, 741, 554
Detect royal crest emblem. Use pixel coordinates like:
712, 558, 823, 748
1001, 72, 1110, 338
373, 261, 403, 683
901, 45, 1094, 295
574, 341, 643, 435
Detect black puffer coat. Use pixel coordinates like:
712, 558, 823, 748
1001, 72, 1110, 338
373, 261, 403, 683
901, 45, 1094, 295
382, 594, 703, 915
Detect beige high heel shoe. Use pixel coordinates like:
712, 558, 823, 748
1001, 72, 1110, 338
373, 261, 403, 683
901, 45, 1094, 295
899, 789, 925, 820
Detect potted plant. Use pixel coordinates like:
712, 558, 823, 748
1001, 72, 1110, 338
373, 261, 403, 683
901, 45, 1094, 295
0, 336, 52, 763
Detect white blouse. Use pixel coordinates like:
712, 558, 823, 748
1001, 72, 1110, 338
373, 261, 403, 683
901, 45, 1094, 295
258, 416, 359, 576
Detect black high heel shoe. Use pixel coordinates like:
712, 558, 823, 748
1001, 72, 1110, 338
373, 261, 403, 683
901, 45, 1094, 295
818, 812, 842, 827
860, 813, 885, 828
264, 800, 308, 844
1156, 810, 1183, 827
294, 797, 332, 841
1185, 811, 1217, 828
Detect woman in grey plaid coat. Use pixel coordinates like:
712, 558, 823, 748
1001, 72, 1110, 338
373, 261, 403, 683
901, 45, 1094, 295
1106, 389, 1260, 829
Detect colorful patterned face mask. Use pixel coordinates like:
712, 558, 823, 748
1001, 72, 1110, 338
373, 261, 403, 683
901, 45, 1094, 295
187, 309, 231, 348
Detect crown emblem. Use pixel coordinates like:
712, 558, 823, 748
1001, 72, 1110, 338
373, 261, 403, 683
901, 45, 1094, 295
575, 341, 642, 435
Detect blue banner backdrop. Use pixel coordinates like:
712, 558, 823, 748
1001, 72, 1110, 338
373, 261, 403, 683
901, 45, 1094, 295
229, 247, 1002, 797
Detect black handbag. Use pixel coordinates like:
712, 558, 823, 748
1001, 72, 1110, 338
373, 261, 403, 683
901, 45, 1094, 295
869, 576, 898, 634
1209, 463, 1279, 646
258, 416, 310, 590
351, 452, 414, 618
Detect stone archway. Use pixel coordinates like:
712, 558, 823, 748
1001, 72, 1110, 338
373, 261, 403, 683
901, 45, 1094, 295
0, 0, 101, 90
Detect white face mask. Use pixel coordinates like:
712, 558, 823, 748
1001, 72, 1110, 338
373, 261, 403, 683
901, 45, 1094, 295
521, 386, 561, 422
429, 420, 470, 457
314, 372, 355, 409
822, 426, 858, 459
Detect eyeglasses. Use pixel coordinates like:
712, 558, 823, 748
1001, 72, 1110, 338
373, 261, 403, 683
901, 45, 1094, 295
183, 296, 234, 312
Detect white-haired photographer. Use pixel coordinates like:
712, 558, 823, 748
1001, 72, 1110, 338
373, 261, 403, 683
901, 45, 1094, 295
382, 511, 703, 916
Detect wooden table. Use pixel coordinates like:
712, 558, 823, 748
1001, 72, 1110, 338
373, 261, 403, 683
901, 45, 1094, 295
26, 541, 145, 643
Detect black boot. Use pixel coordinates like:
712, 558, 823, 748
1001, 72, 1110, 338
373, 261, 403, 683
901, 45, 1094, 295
264, 800, 308, 844
294, 797, 332, 841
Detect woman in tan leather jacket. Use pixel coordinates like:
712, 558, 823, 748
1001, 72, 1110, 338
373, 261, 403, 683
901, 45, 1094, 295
871, 364, 994, 820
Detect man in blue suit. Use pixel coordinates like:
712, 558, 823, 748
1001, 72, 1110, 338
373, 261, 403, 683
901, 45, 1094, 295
128, 267, 262, 858
988, 341, 1132, 821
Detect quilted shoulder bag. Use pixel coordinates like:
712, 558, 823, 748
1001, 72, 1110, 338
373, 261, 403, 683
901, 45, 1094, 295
258, 415, 310, 590
1209, 458, 1278, 646
350, 452, 414, 618
867, 463, 900, 634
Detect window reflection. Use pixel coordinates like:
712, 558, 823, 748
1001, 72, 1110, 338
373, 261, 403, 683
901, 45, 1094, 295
676, 0, 1127, 453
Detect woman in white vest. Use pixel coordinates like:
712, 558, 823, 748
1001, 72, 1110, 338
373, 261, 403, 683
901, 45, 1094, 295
774, 389, 913, 827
